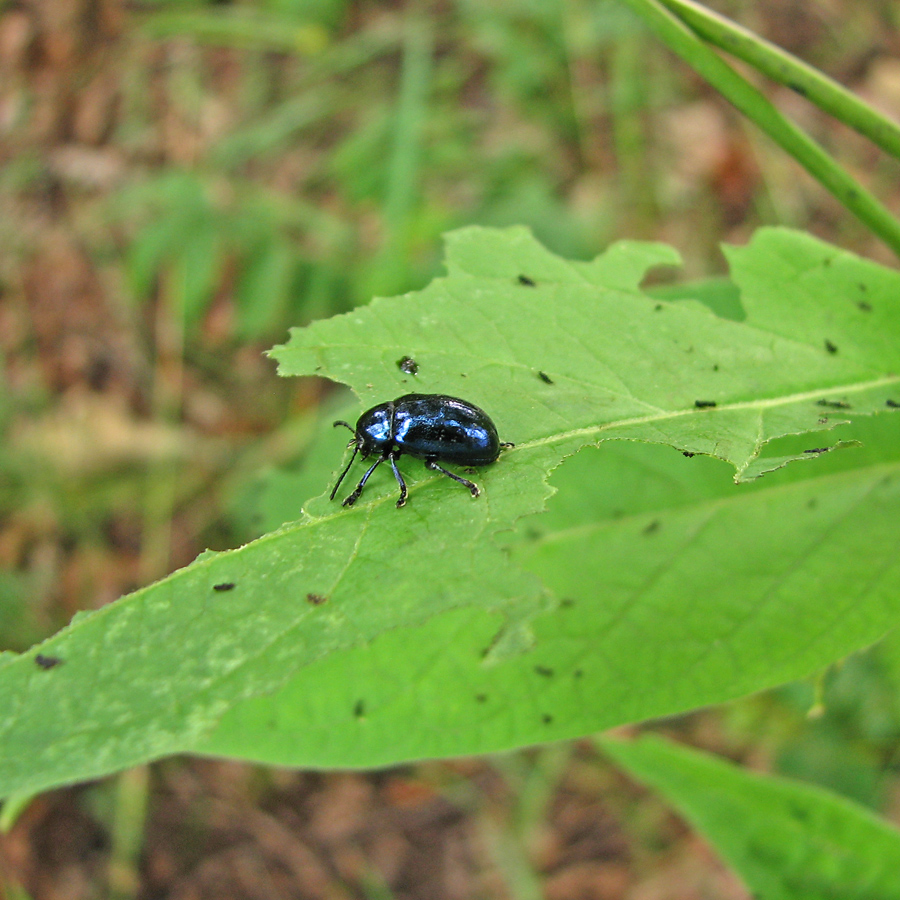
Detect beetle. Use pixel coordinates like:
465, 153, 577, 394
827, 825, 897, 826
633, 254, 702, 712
330, 393, 513, 508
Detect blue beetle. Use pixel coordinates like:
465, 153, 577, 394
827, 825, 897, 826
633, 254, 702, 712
330, 393, 513, 508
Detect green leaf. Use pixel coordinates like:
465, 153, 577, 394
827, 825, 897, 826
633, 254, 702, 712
273, 225, 899, 481
600, 733, 900, 900
1, 226, 898, 799
193, 414, 899, 769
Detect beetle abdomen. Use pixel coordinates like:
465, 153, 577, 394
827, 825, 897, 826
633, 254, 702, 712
393, 394, 500, 465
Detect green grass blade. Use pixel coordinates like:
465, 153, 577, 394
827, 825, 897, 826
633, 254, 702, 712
367, 12, 434, 296
383, 15, 433, 233
658, 0, 900, 162
620, 0, 900, 260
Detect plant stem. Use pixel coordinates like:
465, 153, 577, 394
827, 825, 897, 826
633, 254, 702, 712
141, 268, 184, 583
107, 767, 150, 900
657, 0, 900, 162
620, 0, 900, 260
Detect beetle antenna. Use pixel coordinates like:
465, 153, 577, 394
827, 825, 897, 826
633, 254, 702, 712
333, 420, 355, 433
330, 443, 360, 500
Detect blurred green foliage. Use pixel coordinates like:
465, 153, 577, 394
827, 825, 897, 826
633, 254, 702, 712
112, 0, 676, 345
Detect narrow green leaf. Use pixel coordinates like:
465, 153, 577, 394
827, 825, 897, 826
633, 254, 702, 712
600, 733, 900, 900
0, 789, 35, 833
234, 237, 294, 338
126, 214, 195, 304
211, 94, 335, 168
142, 9, 328, 55
170, 221, 222, 331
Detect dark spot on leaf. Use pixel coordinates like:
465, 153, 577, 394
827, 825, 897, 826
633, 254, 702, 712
525, 528, 543, 541
807, 498, 818, 509
306, 593, 327, 605
35, 654, 64, 670
824, 339, 838, 354
475, 693, 488, 703
517, 274, 536, 286
574, 669, 584, 678
816, 399, 850, 409
397, 356, 418, 376
655, 303, 664, 311
887, 399, 900, 408
534, 665, 554, 678
683, 451, 696, 458
213, 582, 235, 592
354, 700, 366, 718
560, 598, 575, 608
712, 364, 719, 371
542, 714, 554, 725
804, 447, 829, 454
643, 519, 661, 535
857, 299, 872, 311
788, 82, 808, 97
823, 257, 833, 266
537, 371, 554, 384
694, 400, 717, 409
788, 803, 810, 822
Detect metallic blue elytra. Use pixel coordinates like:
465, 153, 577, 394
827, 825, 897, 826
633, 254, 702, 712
330, 393, 513, 508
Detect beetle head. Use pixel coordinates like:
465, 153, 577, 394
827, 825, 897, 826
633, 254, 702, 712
354, 403, 394, 454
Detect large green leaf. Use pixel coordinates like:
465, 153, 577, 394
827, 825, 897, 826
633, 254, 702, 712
1, 226, 898, 799
601, 734, 900, 900
194, 416, 900, 768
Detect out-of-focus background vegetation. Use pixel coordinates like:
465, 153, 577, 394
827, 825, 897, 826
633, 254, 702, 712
2, 1, 899, 897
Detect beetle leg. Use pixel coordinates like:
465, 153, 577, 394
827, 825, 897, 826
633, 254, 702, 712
424, 459, 480, 498
330, 443, 360, 501
342, 455, 385, 506
388, 452, 408, 508
499, 442, 515, 449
